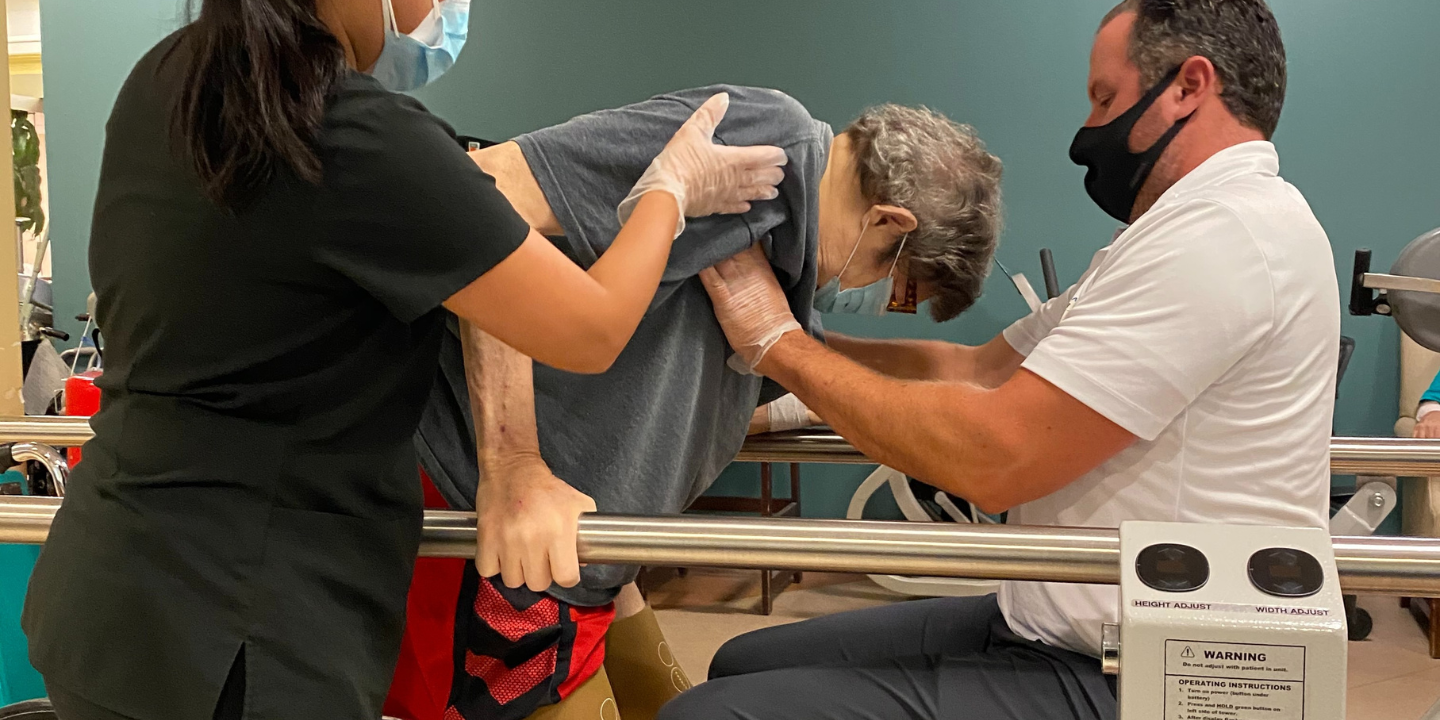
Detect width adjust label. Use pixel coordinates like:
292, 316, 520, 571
1164, 640, 1305, 719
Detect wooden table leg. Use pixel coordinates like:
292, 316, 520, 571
791, 463, 803, 585
1430, 599, 1440, 659
1405, 597, 1440, 659
760, 463, 774, 615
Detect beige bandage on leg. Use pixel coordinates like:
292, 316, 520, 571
603, 601, 693, 720
524, 666, 621, 720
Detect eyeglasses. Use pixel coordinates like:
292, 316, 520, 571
888, 279, 919, 314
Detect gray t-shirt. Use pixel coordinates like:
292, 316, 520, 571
415, 85, 831, 605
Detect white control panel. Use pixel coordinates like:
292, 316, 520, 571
1115, 522, 1346, 720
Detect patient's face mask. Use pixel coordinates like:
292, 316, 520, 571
370, 0, 471, 93
813, 218, 910, 316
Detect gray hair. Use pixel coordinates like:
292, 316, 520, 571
845, 104, 1003, 322
1103, 0, 1287, 138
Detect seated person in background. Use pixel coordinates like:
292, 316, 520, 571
1416, 369, 1440, 439
384, 86, 1003, 720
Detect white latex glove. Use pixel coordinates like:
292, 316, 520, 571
767, 394, 821, 432
699, 243, 803, 375
475, 456, 596, 592
618, 93, 789, 237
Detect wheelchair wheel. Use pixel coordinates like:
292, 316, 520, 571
1348, 607, 1374, 642
0, 699, 55, 720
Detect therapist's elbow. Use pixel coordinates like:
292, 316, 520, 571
967, 492, 1018, 517
947, 475, 1018, 516
930, 428, 1028, 515
544, 336, 624, 375
543, 322, 630, 375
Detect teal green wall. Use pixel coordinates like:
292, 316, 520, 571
39, 0, 189, 341
35, 0, 1440, 518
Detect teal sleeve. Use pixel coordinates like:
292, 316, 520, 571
1424, 370, 1440, 406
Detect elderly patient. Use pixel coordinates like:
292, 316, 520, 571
384, 85, 1003, 720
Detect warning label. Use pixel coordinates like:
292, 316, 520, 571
1164, 640, 1305, 719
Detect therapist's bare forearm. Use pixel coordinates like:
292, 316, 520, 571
443, 194, 682, 375
826, 333, 972, 381
826, 333, 1023, 388
460, 320, 543, 477
757, 332, 1018, 510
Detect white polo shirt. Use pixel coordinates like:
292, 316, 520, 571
997, 141, 1340, 658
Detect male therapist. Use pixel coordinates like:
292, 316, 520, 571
669, 2, 1339, 719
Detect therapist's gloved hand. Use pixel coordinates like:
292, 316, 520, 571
700, 243, 804, 375
619, 93, 789, 237
475, 456, 596, 592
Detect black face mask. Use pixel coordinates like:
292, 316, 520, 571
1069, 66, 1192, 223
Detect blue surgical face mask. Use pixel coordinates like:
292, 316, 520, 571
370, 0, 471, 93
813, 219, 909, 316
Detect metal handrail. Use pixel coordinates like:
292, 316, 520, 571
736, 431, 869, 464
1, 497, 1436, 597
7, 441, 68, 496
8, 418, 1438, 476
737, 430, 1440, 476
0, 418, 94, 448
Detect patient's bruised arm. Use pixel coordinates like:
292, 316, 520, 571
461, 320, 543, 469
461, 320, 595, 591
825, 333, 1023, 388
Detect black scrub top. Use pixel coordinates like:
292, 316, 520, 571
21, 32, 530, 720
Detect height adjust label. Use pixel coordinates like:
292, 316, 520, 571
1164, 640, 1305, 719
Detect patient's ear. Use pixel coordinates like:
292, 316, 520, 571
868, 204, 919, 234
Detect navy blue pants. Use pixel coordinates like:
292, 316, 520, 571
658, 595, 1116, 720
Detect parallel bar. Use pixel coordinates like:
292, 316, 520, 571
426, 511, 1122, 584
3, 498, 1437, 597
736, 431, 869, 464
1329, 437, 1440, 476
0, 417, 94, 447
738, 430, 1440, 476
6, 418, 1440, 476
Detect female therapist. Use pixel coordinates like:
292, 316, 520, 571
20, 1, 786, 719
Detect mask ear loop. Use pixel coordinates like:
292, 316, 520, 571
835, 217, 871, 288
885, 232, 910, 279
382, 0, 399, 34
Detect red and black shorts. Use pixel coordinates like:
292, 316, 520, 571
384, 475, 615, 720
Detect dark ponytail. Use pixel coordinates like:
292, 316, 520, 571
169, 0, 347, 209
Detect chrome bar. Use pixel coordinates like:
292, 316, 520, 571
1, 498, 1436, 596
1331, 535, 1440, 596
0, 496, 60, 546
6, 418, 1440, 476
739, 430, 1440, 476
1329, 437, 1440, 476
735, 431, 870, 464
427, 512, 1122, 584
0, 417, 93, 448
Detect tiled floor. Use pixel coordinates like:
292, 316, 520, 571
648, 569, 1440, 719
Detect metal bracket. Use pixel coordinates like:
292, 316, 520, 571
1363, 272, 1440, 295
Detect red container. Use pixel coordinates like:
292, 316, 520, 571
63, 370, 102, 465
